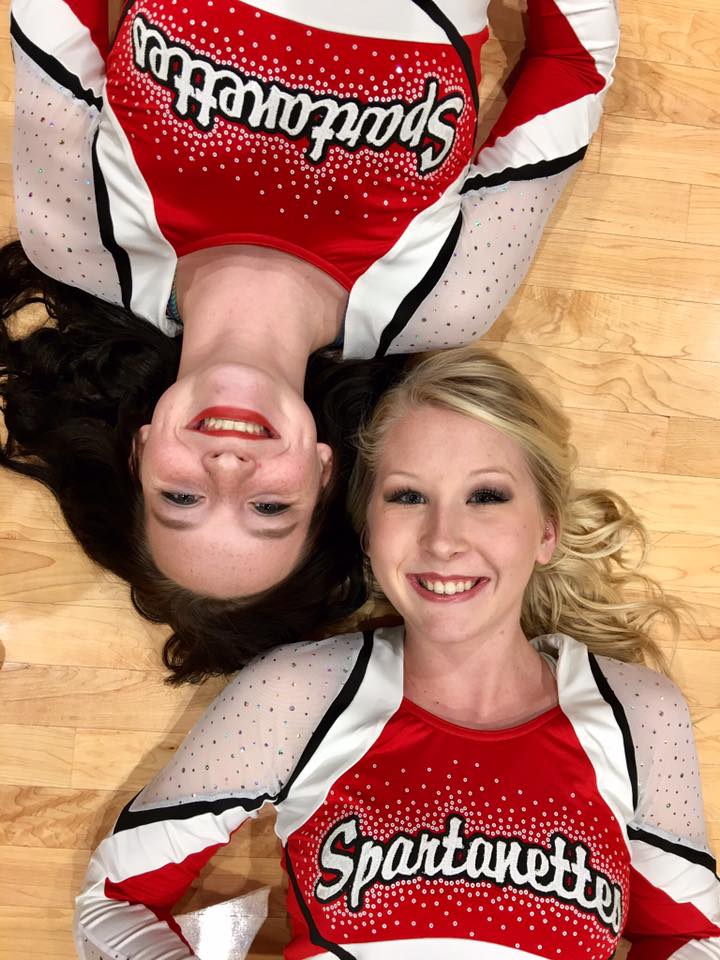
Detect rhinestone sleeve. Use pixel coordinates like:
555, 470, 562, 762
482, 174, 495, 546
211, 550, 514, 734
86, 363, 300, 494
596, 656, 711, 852
388, 166, 577, 353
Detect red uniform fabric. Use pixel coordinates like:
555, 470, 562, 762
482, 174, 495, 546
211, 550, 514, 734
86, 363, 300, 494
107, 3, 485, 287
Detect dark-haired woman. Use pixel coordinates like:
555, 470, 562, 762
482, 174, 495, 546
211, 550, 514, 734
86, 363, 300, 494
2, 0, 619, 670
74, 349, 720, 958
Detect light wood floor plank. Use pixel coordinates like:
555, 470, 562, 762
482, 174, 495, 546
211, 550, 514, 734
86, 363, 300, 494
567, 408, 669, 473
71, 730, 184, 792
526, 230, 720, 304
0, 786, 134, 851
664, 418, 720, 476
0, 600, 167, 671
619, 0, 720, 69
554, 172, 691, 242
574, 467, 720, 537
642, 533, 720, 596
0, 725, 75, 789
600, 115, 720, 187
0, 847, 88, 910
497, 286, 720, 362
606, 57, 720, 129
0, 907, 76, 960
492, 342, 720, 418
0, 538, 133, 606
693, 713, 720, 766
687, 184, 720, 246
0, 663, 224, 733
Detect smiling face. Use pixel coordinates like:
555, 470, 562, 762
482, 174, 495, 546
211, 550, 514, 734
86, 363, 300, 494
135, 363, 332, 597
365, 405, 556, 647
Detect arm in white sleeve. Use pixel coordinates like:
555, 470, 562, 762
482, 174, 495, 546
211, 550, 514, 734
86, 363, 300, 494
596, 658, 720, 957
471, 0, 620, 185
74, 635, 364, 960
389, 164, 577, 353
10, 0, 125, 304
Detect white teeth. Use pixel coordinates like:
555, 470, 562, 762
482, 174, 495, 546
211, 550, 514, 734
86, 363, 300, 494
201, 418, 269, 435
418, 577, 479, 595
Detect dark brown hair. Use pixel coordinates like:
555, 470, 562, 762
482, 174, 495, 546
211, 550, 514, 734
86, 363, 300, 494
1, 239, 407, 681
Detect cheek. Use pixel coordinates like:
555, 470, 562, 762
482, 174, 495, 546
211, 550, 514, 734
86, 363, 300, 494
264, 453, 321, 491
476, 515, 540, 570
367, 514, 415, 581
141, 436, 199, 481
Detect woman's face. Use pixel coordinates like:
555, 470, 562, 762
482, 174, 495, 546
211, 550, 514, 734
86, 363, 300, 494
135, 363, 332, 597
365, 404, 556, 647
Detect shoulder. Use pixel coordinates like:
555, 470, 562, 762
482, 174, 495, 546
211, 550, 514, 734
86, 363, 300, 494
546, 633, 692, 727
216, 631, 369, 706
592, 654, 690, 719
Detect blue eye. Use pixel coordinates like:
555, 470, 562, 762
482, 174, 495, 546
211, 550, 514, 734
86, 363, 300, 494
161, 492, 202, 506
385, 488, 426, 505
469, 487, 510, 504
253, 502, 290, 516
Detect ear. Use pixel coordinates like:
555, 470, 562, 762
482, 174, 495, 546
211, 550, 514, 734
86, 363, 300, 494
130, 424, 152, 472
536, 515, 558, 566
317, 442, 334, 489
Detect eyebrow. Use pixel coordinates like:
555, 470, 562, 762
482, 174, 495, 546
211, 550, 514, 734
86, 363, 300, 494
384, 467, 517, 481
148, 509, 300, 539
252, 520, 300, 540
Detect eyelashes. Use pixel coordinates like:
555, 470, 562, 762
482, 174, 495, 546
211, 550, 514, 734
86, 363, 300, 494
469, 487, 511, 504
252, 502, 290, 515
160, 494, 290, 515
384, 487, 511, 506
161, 491, 202, 506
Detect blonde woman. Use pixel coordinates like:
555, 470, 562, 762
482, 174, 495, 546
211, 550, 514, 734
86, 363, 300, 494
75, 348, 720, 958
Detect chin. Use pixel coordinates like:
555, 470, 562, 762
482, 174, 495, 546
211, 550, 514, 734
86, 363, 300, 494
405, 612, 480, 644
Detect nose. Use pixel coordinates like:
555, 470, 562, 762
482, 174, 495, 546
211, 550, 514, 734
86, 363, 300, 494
202, 449, 256, 487
419, 504, 468, 561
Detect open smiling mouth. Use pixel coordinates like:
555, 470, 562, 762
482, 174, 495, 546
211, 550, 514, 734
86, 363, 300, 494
186, 406, 279, 439
408, 574, 490, 601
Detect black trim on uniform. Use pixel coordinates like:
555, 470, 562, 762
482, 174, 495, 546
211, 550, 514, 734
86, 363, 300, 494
286, 846, 358, 960
411, 0, 479, 112
588, 653, 639, 812
628, 826, 719, 875
91, 129, 133, 309
374, 211, 463, 358
10, 15, 103, 111
462, 146, 587, 194
276, 631, 375, 804
113, 790, 267, 834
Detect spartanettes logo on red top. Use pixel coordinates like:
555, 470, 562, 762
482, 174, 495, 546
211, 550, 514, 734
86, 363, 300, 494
131, 13, 466, 174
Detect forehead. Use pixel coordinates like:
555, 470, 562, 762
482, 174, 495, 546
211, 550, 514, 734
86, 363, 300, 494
145, 511, 308, 597
377, 405, 530, 474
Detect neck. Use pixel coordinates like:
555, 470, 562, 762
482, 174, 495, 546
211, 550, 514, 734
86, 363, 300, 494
175, 245, 347, 388
403, 622, 557, 730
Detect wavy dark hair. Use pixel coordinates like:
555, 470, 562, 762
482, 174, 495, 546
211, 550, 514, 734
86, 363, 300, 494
0, 239, 407, 682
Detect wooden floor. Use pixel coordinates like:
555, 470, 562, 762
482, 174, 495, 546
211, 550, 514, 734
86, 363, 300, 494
1, 1, 719, 958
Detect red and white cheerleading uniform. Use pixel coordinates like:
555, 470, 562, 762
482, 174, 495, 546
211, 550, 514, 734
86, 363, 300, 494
10, 0, 618, 357
75, 630, 720, 960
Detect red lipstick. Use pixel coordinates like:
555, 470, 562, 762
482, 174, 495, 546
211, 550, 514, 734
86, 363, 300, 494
186, 407, 279, 439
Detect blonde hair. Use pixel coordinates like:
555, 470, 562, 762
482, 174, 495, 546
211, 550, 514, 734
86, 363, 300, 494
349, 347, 678, 670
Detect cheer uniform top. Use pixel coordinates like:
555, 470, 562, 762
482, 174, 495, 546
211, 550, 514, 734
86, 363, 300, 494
10, 0, 618, 357
75, 630, 720, 960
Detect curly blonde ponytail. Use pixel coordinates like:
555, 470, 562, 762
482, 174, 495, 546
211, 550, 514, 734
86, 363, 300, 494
523, 488, 673, 670
349, 346, 677, 670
